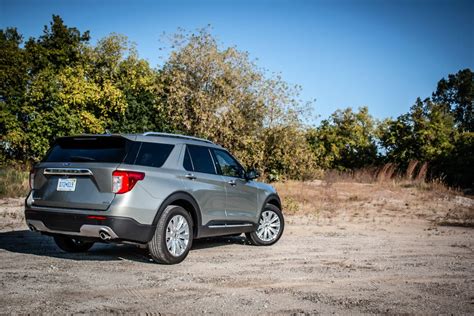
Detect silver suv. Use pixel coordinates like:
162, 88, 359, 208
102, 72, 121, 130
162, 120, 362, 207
25, 132, 284, 264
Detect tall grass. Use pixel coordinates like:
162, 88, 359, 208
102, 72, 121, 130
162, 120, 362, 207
0, 167, 29, 198
321, 160, 447, 187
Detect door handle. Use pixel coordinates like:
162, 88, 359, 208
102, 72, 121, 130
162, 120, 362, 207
228, 179, 236, 186
185, 173, 196, 180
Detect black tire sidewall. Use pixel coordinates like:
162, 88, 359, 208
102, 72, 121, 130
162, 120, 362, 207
149, 205, 194, 264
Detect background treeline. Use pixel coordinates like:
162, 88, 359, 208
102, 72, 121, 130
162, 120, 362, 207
1, 16, 473, 188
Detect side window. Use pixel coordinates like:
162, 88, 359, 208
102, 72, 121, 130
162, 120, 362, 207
186, 145, 216, 174
135, 142, 174, 168
213, 149, 244, 178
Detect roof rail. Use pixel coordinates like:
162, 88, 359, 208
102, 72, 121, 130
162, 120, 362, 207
142, 132, 215, 145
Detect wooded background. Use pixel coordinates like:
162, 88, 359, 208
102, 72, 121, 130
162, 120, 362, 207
1, 16, 472, 187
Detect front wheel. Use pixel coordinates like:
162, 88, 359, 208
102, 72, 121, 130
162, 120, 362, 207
148, 205, 193, 264
53, 235, 95, 253
246, 204, 284, 246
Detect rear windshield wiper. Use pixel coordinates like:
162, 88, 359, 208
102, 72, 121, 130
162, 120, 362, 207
70, 156, 96, 162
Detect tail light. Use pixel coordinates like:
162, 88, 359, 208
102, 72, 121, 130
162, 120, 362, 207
112, 170, 145, 194
29, 168, 35, 190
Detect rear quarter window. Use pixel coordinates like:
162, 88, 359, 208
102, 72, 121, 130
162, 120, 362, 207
134, 142, 174, 168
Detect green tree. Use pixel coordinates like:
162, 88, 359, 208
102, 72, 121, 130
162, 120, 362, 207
1, 18, 162, 161
158, 28, 316, 178
307, 107, 379, 170
90, 35, 167, 133
1, 16, 95, 161
22, 64, 129, 160
379, 98, 455, 166
0, 28, 29, 161
432, 68, 473, 132
24, 15, 90, 74
432, 132, 474, 187
0, 28, 28, 106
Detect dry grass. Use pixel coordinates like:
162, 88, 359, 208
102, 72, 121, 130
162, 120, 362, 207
274, 176, 473, 227
320, 161, 446, 186
0, 167, 29, 198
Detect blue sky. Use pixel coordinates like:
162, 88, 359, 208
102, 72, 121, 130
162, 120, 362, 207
1, 0, 473, 122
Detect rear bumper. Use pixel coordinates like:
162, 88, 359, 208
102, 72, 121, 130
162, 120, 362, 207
25, 209, 155, 243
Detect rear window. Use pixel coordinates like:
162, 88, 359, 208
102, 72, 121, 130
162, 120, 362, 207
134, 142, 174, 168
44, 137, 129, 163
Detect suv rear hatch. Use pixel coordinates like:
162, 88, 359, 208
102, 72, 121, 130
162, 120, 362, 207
32, 135, 135, 211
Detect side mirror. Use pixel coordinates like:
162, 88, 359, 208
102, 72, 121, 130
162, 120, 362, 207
245, 168, 260, 180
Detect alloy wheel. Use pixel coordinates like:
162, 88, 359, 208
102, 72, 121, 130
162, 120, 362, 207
165, 215, 190, 257
256, 210, 281, 242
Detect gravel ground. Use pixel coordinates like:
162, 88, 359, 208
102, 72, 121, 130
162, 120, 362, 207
0, 193, 473, 314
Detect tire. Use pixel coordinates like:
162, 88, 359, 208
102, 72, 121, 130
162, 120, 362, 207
246, 204, 284, 246
53, 235, 95, 253
148, 205, 193, 264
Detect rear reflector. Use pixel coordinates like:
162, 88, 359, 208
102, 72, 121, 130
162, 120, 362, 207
112, 170, 145, 194
29, 168, 35, 190
87, 215, 107, 220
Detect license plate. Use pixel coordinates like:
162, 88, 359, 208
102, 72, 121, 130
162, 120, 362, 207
57, 178, 77, 191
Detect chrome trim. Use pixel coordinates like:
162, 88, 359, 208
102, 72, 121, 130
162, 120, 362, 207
44, 168, 93, 176
26, 220, 118, 239
209, 223, 254, 229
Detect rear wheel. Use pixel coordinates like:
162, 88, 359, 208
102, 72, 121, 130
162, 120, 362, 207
246, 204, 284, 246
148, 205, 193, 264
53, 235, 95, 253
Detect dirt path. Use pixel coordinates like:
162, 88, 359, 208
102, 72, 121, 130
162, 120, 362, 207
1, 203, 472, 314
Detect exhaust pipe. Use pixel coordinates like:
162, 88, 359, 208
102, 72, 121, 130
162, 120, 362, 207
29, 224, 37, 232
99, 229, 112, 241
